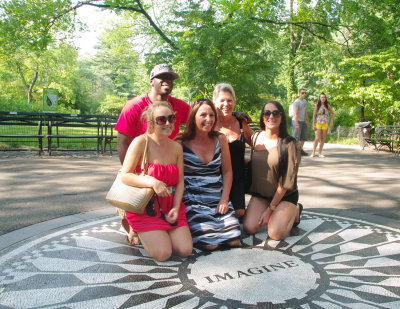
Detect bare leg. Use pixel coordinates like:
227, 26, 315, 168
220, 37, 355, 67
138, 230, 173, 261
267, 201, 298, 240
122, 218, 140, 245
202, 244, 219, 251
168, 226, 193, 258
235, 209, 245, 218
226, 239, 240, 247
243, 196, 269, 235
319, 129, 328, 155
312, 129, 321, 156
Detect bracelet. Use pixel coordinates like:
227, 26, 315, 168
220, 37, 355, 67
269, 204, 276, 211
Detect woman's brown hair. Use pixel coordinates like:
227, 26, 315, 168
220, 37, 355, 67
177, 98, 219, 141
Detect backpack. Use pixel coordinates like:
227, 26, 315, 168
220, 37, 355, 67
288, 104, 294, 117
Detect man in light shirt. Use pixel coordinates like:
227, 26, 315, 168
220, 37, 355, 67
292, 89, 310, 156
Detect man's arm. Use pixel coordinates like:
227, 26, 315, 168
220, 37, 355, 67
305, 108, 310, 126
117, 132, 133, 164
293, 107, 299, 129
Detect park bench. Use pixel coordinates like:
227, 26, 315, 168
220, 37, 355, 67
0, 111, 118, 155
0, 111, 45, 154
46, 114, 104, 155
103, 118, 117, 155
364, 125, 400, 154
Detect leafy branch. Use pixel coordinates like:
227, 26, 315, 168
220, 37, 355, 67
51, 0, 178, 50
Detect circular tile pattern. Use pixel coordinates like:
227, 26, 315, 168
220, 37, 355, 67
0, 211, 399, 308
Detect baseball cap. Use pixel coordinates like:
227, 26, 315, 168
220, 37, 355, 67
149, 64, 179, 80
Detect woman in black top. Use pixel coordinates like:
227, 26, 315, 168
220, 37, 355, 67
213, 83, 253, 220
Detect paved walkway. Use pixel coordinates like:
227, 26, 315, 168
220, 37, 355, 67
0, 143, 399, 308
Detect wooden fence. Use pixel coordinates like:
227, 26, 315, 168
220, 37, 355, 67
0, 111, 118, 155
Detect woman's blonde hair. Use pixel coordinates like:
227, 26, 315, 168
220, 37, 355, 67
212, 83, 236, 103
142, 101, 173, 133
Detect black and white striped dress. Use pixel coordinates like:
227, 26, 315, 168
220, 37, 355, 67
182, 139, 241, 248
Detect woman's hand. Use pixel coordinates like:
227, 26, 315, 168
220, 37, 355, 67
258, 208, 272, 226
216, 201, 229, 214
166, 208, 178, 224
232, 112, 252, 124
152, 179, 171, 197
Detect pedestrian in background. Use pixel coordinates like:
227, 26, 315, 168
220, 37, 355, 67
311, 93, 335, 158
292, 89, 310, 156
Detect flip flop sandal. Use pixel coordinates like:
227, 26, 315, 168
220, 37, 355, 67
126, 232, 141, 246
121, 218, 141, 246
292, 203, 303, 228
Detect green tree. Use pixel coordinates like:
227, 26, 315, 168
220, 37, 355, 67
321, 47, 400, 125
0, 0, 75, 104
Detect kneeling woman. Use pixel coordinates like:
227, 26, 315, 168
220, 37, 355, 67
120, 101, 192, 261
176, 99, 241, 250
244, 101, 302, 240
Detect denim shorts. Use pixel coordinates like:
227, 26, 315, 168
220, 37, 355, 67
292, 120, 308, 141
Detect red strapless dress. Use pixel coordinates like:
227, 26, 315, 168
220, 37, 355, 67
126, 163, 187, 232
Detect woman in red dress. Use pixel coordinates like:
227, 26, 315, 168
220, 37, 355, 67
120, 101, 192, 261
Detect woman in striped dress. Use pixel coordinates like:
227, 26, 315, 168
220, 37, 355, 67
176, 98, 241, 250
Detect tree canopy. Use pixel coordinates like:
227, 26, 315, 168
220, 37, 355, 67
0, 0, 398, 124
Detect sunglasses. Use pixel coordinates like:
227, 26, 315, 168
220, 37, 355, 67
154, 114, 176, 125
155, 73, 174, 81
263, 110, 282, 117
192, 98, 212, 107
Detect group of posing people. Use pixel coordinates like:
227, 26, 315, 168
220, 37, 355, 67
115, 64, 303, 261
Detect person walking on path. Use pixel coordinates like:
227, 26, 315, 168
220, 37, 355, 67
292, 89, 310, 156
114, 64, 190, 245
244, 101, 302, 241
176, 99, 241, 250
213, 83, 253, 221
120, 101, 192, 261
311, 93, 335, 158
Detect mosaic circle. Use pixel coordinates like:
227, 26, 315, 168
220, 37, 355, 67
0, 211, 399, 308
180, 248, 328, 307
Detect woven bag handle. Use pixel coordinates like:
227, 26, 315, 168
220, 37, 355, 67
140, 134, 149, 176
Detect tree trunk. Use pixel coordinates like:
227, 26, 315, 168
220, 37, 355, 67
286, 0, 296, 105
359, 104, 365, 122
27, 71, 39, 105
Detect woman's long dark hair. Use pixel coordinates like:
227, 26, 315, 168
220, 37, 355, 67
259, 100, 297, 180
316, 93, 330, 111
177, 98, 219, 142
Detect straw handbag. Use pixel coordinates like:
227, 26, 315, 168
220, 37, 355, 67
106, 135, 154, 214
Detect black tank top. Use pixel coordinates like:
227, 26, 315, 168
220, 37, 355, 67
228, 117, 245, 181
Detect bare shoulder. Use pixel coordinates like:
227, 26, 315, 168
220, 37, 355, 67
217, 132, 228, 144
170, 138, 183, 153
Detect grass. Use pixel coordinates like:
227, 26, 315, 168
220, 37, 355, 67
0, 123, 359, 152
0, 124, 117, 151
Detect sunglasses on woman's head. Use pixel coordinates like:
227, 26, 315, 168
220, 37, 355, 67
154, 114, 176, 125
192, 98, 212, 107
263, 110, 282, 117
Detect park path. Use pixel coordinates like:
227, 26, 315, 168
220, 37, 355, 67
1, 141, 399, 237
